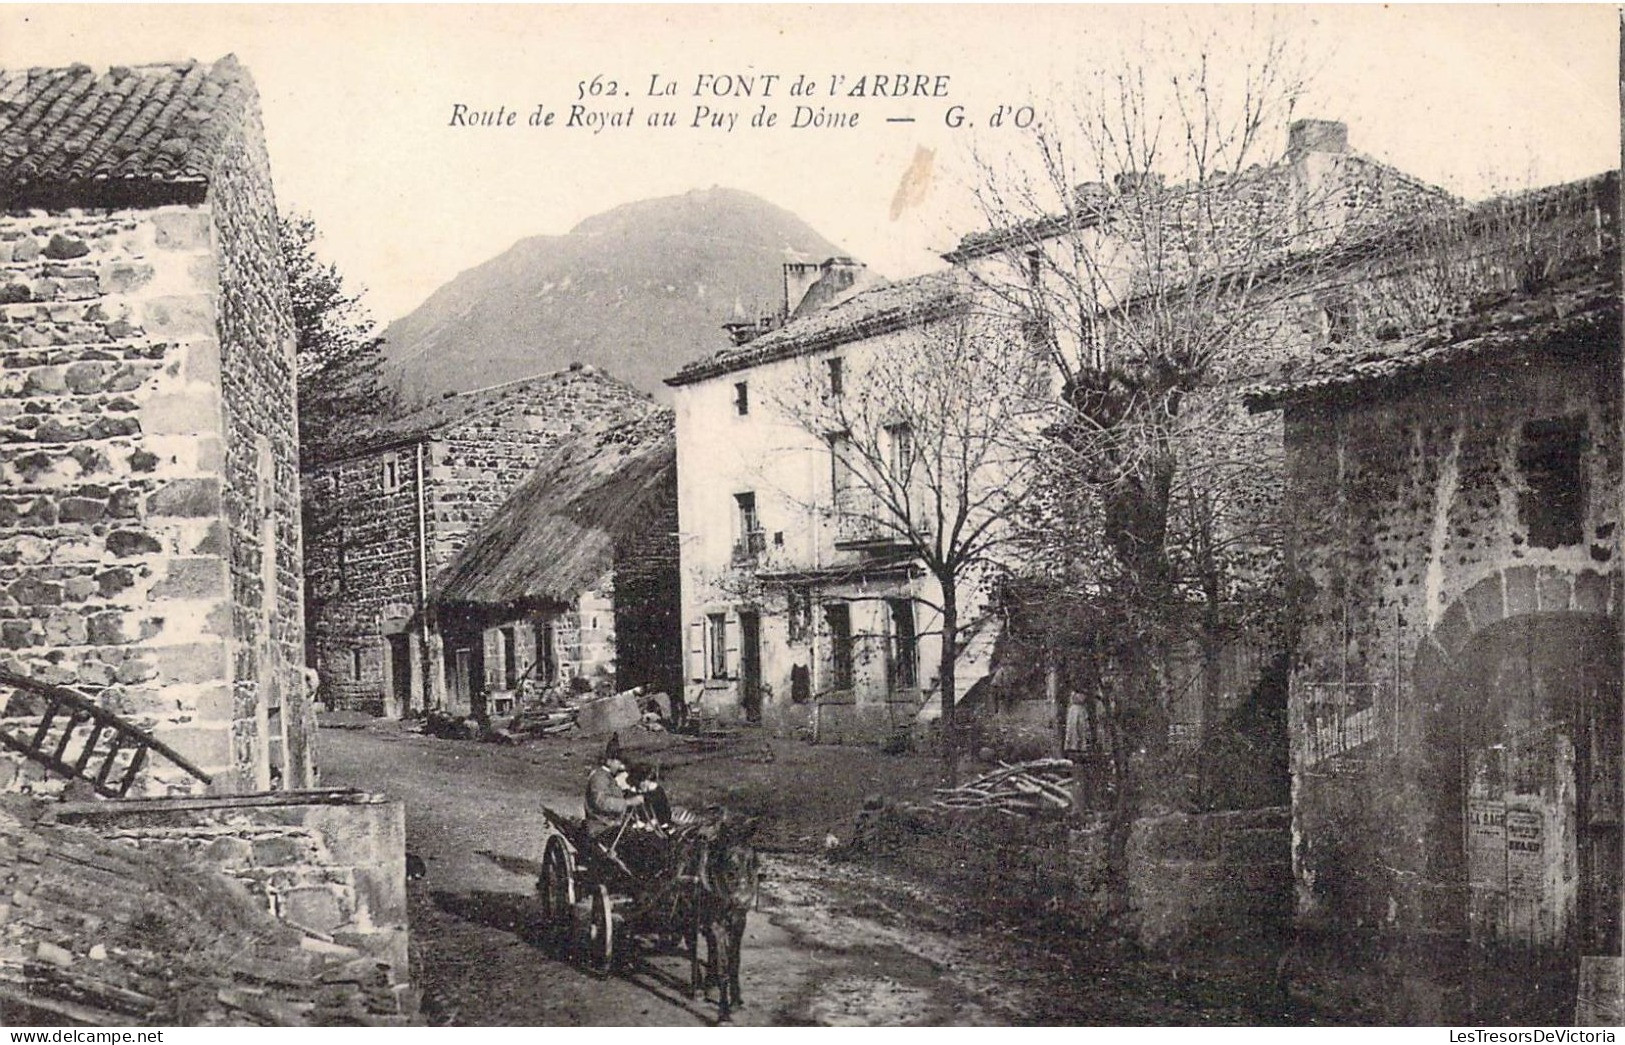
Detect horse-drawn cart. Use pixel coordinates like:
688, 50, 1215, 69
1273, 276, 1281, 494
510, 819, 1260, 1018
537, 806, 696, 974
536, 805, 761, 1020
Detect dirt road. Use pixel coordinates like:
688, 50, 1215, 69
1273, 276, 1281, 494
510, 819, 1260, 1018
316, 724, 1038, 1026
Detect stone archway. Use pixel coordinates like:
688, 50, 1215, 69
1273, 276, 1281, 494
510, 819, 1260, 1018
1411, 567, 1620, 1022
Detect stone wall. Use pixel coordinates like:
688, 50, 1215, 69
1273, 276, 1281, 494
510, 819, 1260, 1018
209, 90, 309, 791
303, 446, 423, 717
1281, 339, 1621, 1021
858, 802, 1291, 949
303, 366, 656, 716
424, 368, 656, 575
51, 790, 409, 986
0, 205, 235, 796
0, 83, 305, 797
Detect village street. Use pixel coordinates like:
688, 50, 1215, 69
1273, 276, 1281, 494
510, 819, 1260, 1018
316, 721, 1297, 1026
317, 721, 1042, 1026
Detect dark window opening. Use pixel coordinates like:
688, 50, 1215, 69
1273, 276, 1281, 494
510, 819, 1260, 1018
1519, 415, 1586, 549
734, 381, 749, 415
351, 647, 364, 682
828, 431, 852, 497
889, 598, 918, 690
707, 613, 729, 680
825, 603, 853, 690
827, 357, 844, 396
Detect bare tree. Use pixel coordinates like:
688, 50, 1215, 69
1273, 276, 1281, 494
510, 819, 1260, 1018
769, 302, 1047, 779
958, 21, 1470, 918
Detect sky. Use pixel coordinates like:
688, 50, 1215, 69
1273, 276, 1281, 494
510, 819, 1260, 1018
0, 4, 1617, 326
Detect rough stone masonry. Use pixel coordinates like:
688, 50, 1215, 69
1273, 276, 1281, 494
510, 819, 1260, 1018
0, 58, 311, 796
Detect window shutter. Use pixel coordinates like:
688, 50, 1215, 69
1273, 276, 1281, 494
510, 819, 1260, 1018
724, 617, 740, 679
688, 621, 705, 682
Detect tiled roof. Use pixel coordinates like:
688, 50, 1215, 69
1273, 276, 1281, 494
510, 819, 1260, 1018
1242, 266, 1620, 411
666, 270, 966, 386
0, 57, 253, 209
943, 152, 1452, 262
342, 363, 654, 457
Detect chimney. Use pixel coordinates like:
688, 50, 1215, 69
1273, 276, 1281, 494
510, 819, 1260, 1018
1113, 171, 1165, 196
1287, 119, 1348, 157
790, 257, 869, 319
1073, 181, 1112, 210
782, 260, 823, 318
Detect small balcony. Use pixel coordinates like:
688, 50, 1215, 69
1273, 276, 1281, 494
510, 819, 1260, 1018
731, 528, 768, 566
832, 489, 926, 551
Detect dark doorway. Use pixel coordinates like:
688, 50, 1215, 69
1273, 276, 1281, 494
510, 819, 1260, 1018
387, 633, 411, 716
449, 642, 486, 719
739, 611, 762, 723
1428, 611, 1621, 1023
533, 621, 556, 689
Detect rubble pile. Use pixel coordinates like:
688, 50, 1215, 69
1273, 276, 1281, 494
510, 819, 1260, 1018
496, 684, 670, 741
928, 759, 1076, 817
0, 799, 414, 1027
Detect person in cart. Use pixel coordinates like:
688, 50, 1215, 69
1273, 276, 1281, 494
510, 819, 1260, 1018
584, 734, 670, 877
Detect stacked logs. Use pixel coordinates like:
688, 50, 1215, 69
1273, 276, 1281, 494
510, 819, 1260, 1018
930, 759, 1075, 817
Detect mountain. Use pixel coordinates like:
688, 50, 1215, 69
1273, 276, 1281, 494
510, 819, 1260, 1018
379, 187, 850, 403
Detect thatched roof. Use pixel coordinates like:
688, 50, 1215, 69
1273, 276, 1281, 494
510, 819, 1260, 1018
431, 410, 675, 608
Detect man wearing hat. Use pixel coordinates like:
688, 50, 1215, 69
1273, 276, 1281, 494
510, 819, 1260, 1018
585, 733, 644, 835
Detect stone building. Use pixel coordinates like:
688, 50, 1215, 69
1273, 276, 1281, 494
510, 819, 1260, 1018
1246, 172, 1620, 1023
937, 119, 1459, 758
302, 363, 657, 716
0, 57, 311, 795
428, 409, 679, 719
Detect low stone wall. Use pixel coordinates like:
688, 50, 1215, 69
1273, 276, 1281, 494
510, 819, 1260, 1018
857, 801, 1291, 949
51, 789, 408, 984
1127, 806, 1292, 947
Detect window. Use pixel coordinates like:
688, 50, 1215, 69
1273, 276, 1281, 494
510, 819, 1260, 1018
733, 491, 764, 560
707, 613, 729, 680
825, 603, 853, 690
734, 381, 750, 415
337, 546, 350, 594
382, 454, 402, 493
887, 423, 914, 480
827, 357, 844, 396
828, 431, 852, 496
888, 598, 918, 690
1519, 416, 1585, 549
1025, 248, 1043, 289
351, 647, 364, 682
787, 586, 813, 644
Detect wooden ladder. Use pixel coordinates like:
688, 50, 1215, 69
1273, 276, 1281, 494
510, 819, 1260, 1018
0, 667, 213, 798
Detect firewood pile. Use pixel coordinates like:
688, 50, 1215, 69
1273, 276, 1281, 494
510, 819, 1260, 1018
930, 758, 1076, 817
505, 705, 580, 737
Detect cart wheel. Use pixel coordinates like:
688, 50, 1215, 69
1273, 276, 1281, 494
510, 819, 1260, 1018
587, 885, 614, 973
539, 836, 576, 956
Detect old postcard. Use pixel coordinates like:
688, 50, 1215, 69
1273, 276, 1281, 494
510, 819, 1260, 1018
0, 4, 1618, 1030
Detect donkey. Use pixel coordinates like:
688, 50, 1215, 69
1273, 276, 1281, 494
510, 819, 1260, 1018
683, 816, 760, 1022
